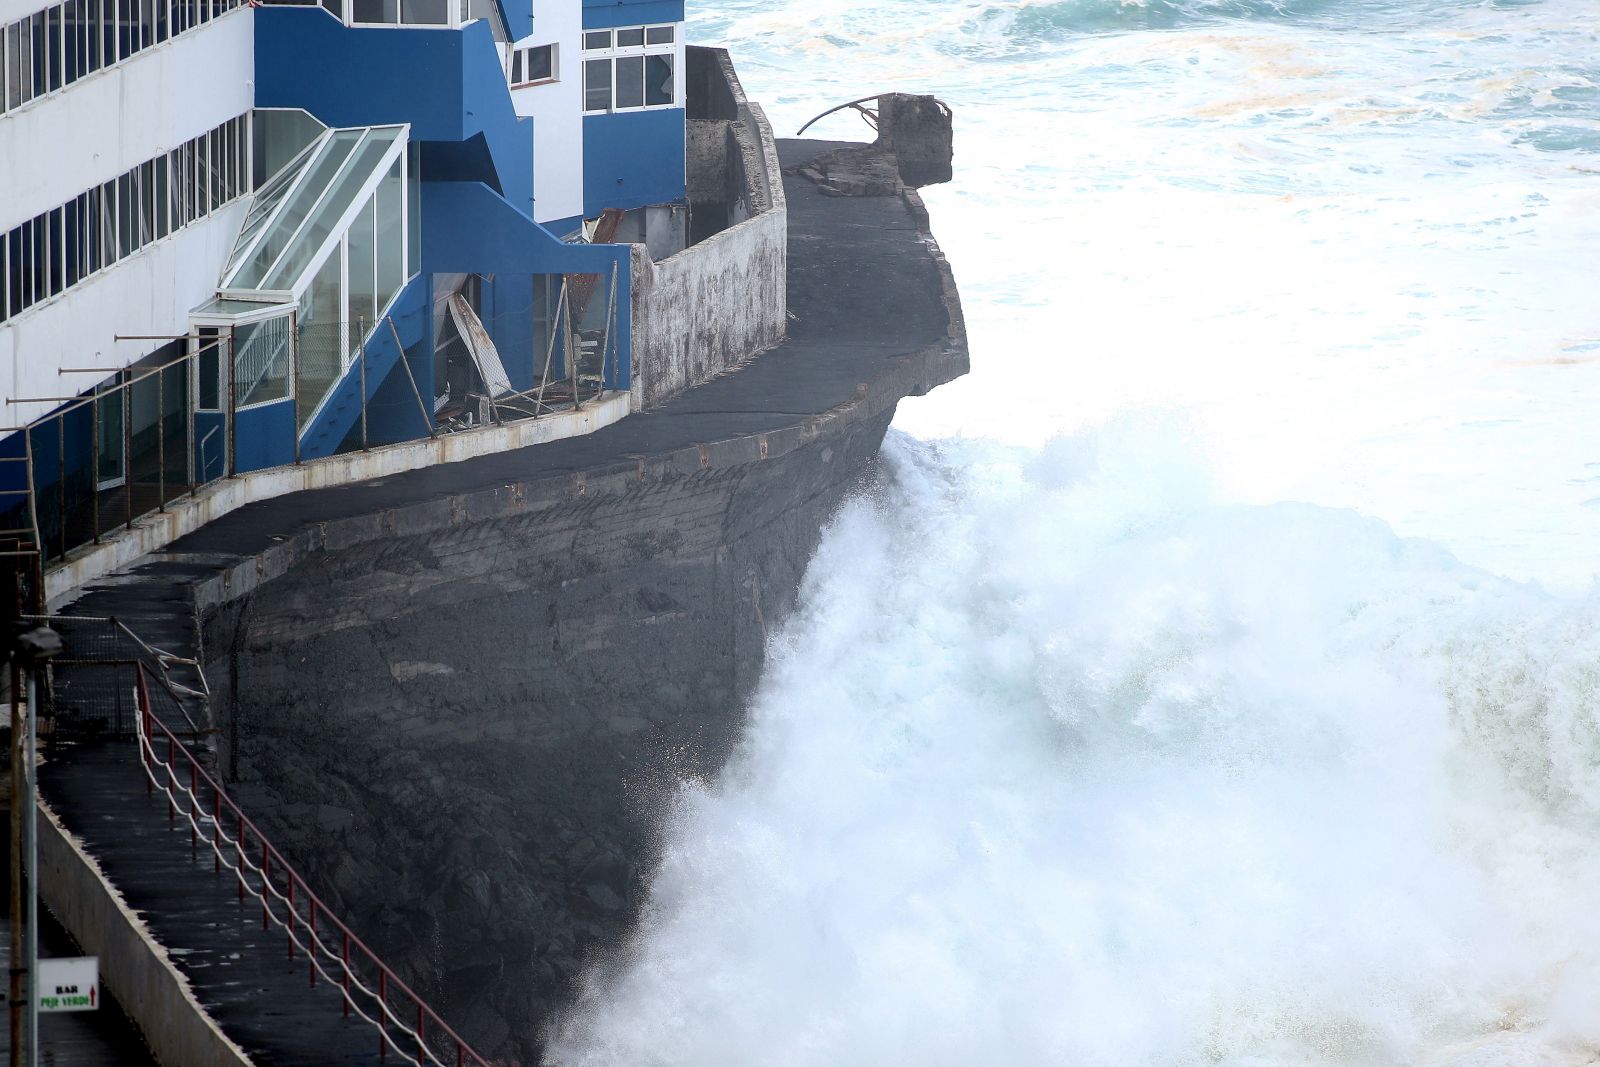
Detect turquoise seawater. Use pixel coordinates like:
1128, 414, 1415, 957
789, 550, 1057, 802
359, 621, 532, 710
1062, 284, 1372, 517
547, 4, 1600, 1065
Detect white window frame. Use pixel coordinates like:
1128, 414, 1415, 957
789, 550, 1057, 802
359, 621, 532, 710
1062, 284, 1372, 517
509, 41, 555, 88
581, 23, 679, 115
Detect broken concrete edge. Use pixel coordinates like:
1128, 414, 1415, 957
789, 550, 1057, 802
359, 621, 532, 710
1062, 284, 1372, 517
36, 798, 257, 1067
41, 393, 632, 611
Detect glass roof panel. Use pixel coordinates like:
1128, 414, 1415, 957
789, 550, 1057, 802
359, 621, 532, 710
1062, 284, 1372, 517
227, 130, 365, 290
191, 296, 295, 319
222, 138, 323, 278
259, 127, 403, 291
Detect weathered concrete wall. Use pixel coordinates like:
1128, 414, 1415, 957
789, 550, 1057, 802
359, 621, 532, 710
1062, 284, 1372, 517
37, 802, 255, 1067
632, 48, 786, 411
200, 408, 894, 1065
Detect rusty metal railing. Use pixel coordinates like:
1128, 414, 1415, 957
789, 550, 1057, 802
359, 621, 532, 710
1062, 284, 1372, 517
132, 662, 492, 1067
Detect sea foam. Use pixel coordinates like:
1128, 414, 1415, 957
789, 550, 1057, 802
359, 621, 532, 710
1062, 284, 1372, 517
548, 426, 1600, 1067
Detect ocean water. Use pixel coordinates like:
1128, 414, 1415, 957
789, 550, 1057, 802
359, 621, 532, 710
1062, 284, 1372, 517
548, 2, 1600, 1064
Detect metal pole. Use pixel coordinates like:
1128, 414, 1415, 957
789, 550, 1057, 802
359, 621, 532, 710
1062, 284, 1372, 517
123, 383, 133, 530
9, 662, 23, 1067
386, 319, 435, 439
564, 289, 581, 412
55, 421, 64, 560
157, 367, 165, 511
89, 398, 100, 543
291, 315, 302, 465
358, 317, 368, 451
225, 332, 237, 478
14, 626, 59, 1067
23, 668, 38, 1067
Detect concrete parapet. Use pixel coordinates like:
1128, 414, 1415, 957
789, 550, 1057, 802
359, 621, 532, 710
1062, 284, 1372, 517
36, 801, 254, 1067
44, 393, 630, 609
634, 48, 788, 411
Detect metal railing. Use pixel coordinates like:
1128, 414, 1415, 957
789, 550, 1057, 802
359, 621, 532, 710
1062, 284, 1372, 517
1, 337, 215, 573
132, 662, 492, 1067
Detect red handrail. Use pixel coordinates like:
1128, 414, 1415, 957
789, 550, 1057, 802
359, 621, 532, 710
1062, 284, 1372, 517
134, 664, 494, 1067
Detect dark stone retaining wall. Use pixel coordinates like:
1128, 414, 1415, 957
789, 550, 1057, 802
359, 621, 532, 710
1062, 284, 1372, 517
200, 408, 896, 1065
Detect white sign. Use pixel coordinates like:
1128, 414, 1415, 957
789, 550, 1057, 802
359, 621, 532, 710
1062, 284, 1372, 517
37, 957, 98, 1013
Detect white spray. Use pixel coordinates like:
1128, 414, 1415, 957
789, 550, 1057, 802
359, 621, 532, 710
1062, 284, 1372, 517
549, 424, 1600, 1067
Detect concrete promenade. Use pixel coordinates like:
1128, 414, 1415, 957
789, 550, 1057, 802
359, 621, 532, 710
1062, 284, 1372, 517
36, 138, 965, 1065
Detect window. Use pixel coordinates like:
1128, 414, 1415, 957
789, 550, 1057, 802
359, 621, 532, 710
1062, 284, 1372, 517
582, 23, 677, 114
509, 43, 554, 87
0, 113, 250, 322
0, 0, 248, 117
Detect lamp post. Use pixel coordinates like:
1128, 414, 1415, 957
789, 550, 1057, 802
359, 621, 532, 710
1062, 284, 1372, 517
10, 624, 61, 1067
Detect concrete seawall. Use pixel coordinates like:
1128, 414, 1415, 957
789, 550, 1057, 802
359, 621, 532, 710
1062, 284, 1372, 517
38, 136, 967, 1066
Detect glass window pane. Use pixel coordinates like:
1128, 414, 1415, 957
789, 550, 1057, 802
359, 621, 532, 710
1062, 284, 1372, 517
645, 25, 672, 45
84, 187, 102, 273
615, 27, 642, 47
350, 0, 398, 22
583, 30, 609, 50
583, 58, 609, 111
525, 44, 551, 81
140, 159, 155, 243
5, 227, 22, 314
375, 157, 403, 312
233, 129, 362, 288
401, 0, 447, 24
47, 208, 63, 295
116, 172, 134, 257
29, 14, 45, 98
234, 314, 292, 407
346, 195, 377, 337
296, 252, 344, 429
406, 140, 419, 277
195, 131, 211, 214
208, 126, 226, 209
645, 52, 672, 106
11, 22, 35, 107
253, 110, 327, 189
45, 8, 62, 93
154, 157, 169, 237
117, 0, 132, 60
614, 54, 642, 109
259, 130, 396, 291
197, 328, 220, 409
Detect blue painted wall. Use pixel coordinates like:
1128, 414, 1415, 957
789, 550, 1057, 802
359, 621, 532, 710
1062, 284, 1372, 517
582, 0, 683, 29
583, 109, 686, 215
498, 0, 531, 41
233, 400, 297, 473
255, 10, 535, 216
425, 181, 632, 389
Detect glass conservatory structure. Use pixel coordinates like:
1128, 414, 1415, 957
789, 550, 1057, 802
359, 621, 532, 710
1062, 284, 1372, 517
187, 122, 418, 474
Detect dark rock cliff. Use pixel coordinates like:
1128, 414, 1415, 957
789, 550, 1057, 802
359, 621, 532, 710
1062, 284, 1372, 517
204, 410, 893, 1062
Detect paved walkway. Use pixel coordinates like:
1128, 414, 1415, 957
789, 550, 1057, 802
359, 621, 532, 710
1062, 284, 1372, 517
37, 139, 961, 1065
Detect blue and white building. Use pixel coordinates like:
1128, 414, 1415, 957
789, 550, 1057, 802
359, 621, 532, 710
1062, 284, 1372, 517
0, 0, 697, 564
